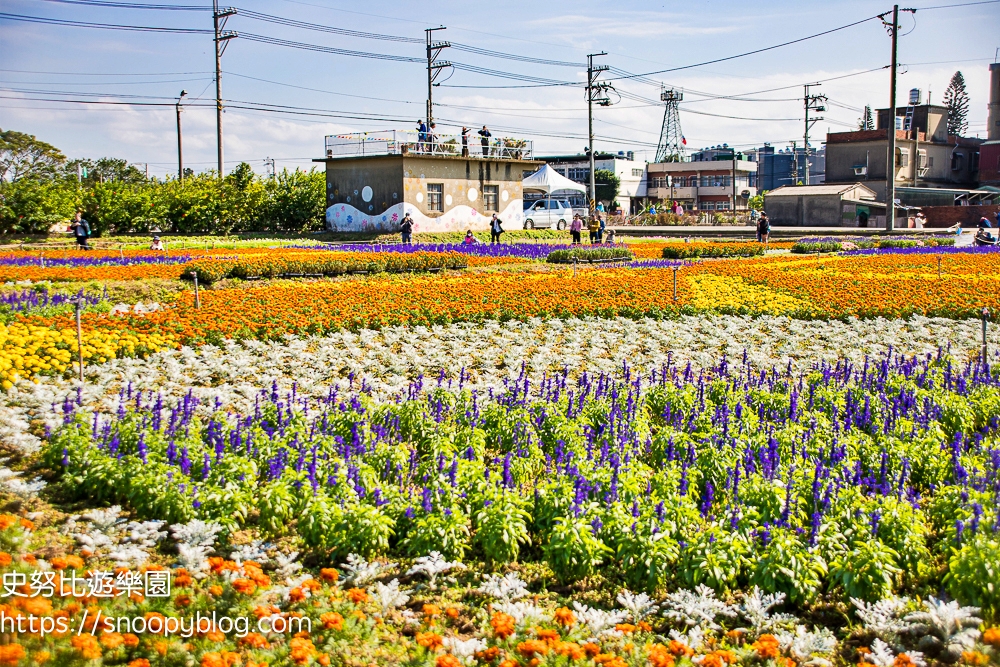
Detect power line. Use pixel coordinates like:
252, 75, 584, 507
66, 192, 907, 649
449, 43, 582, 67
0, 68, 213, 76
607, 14, 883, 81
35, 0, 208, 10
0, 11, 212, 33
236, 33, 423, 62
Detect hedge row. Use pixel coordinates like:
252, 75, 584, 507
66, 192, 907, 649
185, 252, 469, 283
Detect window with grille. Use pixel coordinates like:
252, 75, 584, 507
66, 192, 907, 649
427, 184, 443, 211
483, 185, 499, 211
632, 168, 643, 177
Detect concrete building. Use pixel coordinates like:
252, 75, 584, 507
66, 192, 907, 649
754, 144, 825, 191
316, 130, 539, 232
979, 63, 1000, 187
645, 156, 757, 212
824, 102, 982, 202
537, 152, 647, 212
764, 183, 884, 227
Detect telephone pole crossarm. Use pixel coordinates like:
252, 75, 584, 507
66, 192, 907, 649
425, 27, 450, 126
586, 52, 609, 216
212, 2, 237, 177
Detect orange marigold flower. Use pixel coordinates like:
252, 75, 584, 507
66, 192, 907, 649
319, 568, 339, 583
959, 653, 990, 667
436, 656, 462, 667
239, 633, 270, 650
498, 661, 519, 667
317, 656, 330, 667
668, 640, 694, 657
0, 553, 11, 567
582, 643, 602, 658
535, 628, 559, 644
638, 621, 652, 632
648, 644, 676, 667
553, 606, 575, 628
71, 634, 102, 660
416, 632, 444, 652
474, 647, 501, 661
33, 650, 51, 664
154, 641, 169, 656
206, 631, 226, 643
175, 594, 192, 608
491, 612, 516, 640
19, 519, 34, 531
201, 652, 226, 667
320, 612, 344, 631
130, 660, 151, 667
615, 623, 636, 634
122, 634, 140, 648
289, 638, 316, 665
983, 628, 1000, 648
554, 641, 585, 660
423, 604, 442, 618
517, 640, 549, 658
99, 632, 125, 649
173, 569, 193, 587
753, 634, 781, 660
445, 607, 460, 619
232, 579, 256, 595
0, 644, 26, 667
594, 654, 628, 667
346, 588, 369, 604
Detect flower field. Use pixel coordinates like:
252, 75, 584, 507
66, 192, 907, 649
2, 237, 1000, 667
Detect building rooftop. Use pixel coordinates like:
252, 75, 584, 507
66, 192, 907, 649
323, 130, 533, 161
766, 183, 876, 197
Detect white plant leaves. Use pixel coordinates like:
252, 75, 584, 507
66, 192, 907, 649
478, 571, 529, 602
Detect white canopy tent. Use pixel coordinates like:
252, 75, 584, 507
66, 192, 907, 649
522, 164, 587, 195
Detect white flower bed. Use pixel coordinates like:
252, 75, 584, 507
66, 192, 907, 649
2, 314, 995, 457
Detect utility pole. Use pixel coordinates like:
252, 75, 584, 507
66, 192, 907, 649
790, 140, 798, 185
586, 52, 610, 216
803, 83, 826, 186
176, 90, 187, 181
212, 1, 237, 177
264, 157, 275, 179
425, 27, 450, 127
885, 5, 900, 231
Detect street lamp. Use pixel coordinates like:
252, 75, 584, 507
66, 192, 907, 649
176, 90, 187, 181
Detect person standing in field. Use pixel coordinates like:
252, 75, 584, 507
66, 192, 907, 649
489, 213, 504, 244
570, 214, 583, 245
597, 216, 606, 244
70, 211, 91, 250
588, 215, 600, 244
400, 213, 414, 243
479, 126, 492, 156
757, 212, 770, 244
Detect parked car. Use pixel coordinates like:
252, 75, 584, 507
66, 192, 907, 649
523, 199, 574, 230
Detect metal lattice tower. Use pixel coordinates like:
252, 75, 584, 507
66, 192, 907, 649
655, 88, 685, 162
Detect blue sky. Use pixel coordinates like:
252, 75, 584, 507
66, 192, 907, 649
1, 0, 997, 177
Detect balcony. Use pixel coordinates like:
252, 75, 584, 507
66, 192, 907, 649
324, 131, 533, 160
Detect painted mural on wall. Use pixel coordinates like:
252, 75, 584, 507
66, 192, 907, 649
326, 199, 524, 233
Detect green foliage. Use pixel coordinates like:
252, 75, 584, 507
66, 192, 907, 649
748, 193, 765, 211
945, 534, 1000, 623
0, 128, 66, 183
661, 243, 766, 259
615, 519, 680, 593
791, 241, 843, 254
0, 176, 79, 234
401, 508, 471, 561
678, 527, 748, 593
594, 168, 620, 205
749, 529, 827, 604
546, 247, 633, 263
829, 538, 902, 601
473, 491, 531, 567
944, 71, 970, 137
543, 516, 611, 583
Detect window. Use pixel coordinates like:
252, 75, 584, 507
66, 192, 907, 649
719, 201, 731, 210
427, 183, 443, 212
896, 148, 909, 167
951, 152, 964, 171
632, 168, 644, 177
483, 185, 499, 211
701, 202, 715, 211
532, 201, 546, 211
567, 167, 590, 181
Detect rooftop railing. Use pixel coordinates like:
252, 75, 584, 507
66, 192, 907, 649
324, 130, 532, 160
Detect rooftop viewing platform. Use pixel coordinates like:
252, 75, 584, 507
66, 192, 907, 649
324, 130, 533, 160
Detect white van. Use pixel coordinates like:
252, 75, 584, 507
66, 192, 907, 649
523, 199, 574, 230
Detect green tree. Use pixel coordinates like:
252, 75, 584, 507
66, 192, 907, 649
0, 129, 66, 183
66, 157, 147, 185
0, 177, 77, 234
747, 192, 765, 211
594, 168, 620, 206
258, 168, 326, 232
943, 71, 970, 136
858, 105, 874, 131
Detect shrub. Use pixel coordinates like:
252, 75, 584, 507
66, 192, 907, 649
661, 242, 766, 259
546, 247, 634, 263
791, 242, 843, 254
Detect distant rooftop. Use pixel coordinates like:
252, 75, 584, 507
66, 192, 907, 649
324, 130, 533, 160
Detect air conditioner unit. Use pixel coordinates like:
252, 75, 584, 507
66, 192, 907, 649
853, 166, 867, 176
